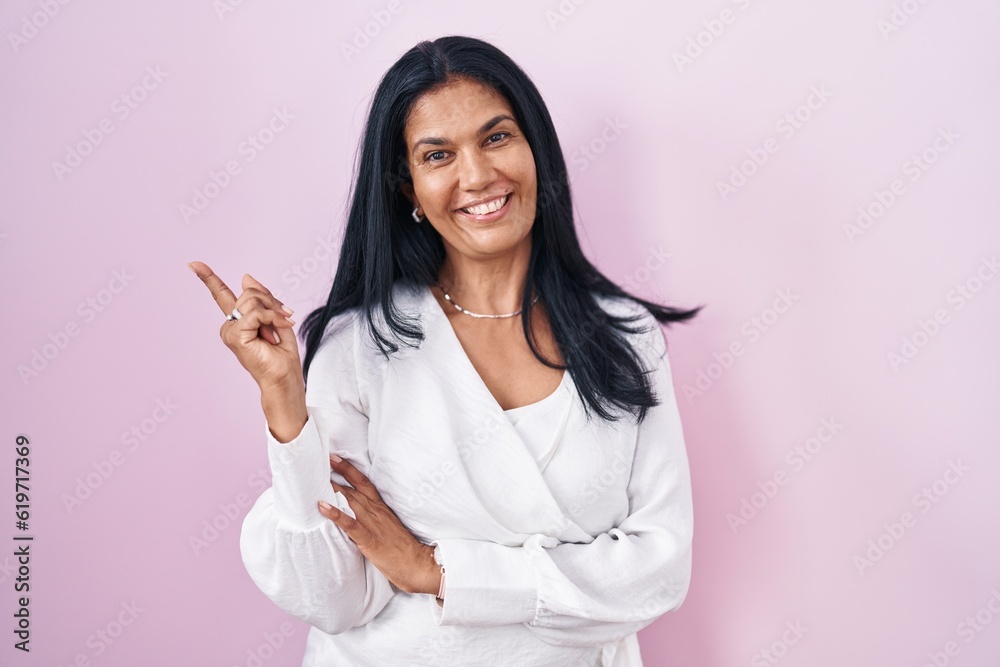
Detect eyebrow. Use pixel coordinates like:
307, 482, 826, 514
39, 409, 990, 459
411, 114, 516, 155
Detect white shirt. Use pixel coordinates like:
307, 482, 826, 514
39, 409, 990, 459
240, 280, 693, 666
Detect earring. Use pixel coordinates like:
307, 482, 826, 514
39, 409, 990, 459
411, 206, 424, 223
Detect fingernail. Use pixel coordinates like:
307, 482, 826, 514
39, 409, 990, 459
281, 305, 294, 316
273, 330, 281, 344
187, 262, 196, 274
318, 500, 333, 511
331, 454, 343, 462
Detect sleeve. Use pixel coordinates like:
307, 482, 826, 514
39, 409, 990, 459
239, 309, 396, 636
427, 311, 693, 648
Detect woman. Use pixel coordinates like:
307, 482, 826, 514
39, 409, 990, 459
191, 35, 701, 667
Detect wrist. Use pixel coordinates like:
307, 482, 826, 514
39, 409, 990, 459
413, 543, 443, 596
259, 373, 305, 399
260, 382, 307, 444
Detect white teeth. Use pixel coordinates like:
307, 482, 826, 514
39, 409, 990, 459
462, 194, 509, 215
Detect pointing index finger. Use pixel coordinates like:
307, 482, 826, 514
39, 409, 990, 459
188, 261, 237, 315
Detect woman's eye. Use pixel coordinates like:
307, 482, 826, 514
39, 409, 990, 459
424, 133, 509, 163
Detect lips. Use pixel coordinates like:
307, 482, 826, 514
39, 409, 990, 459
457, 193, 511, 216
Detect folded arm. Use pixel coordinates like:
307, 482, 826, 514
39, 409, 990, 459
429, 317, 693, 648
239, 311, 396, 635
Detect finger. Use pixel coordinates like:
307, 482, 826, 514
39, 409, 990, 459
234, 294, 296, 344
222, 305, 295, 347
235, 293, 295, 324
234, 290, 295, 344
243, 273, 294, 317
235, 308, 296, 348
221, 318, 290, 347
233, 291, 295, 325
318, 500, 360, 534
330, 455, 382, 502
189, 261, 238, 316
330, 482, 363, 508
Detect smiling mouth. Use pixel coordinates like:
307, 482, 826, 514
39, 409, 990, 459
457, 193, 511, 216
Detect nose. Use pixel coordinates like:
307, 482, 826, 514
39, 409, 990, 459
456, 147, 497, 192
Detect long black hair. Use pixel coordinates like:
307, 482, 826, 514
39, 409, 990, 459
299, 35, 703, 425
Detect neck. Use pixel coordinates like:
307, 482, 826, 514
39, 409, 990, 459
436, 238, 533, 315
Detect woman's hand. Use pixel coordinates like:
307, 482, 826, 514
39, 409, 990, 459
189, 261, 308, 442
188, 261, 301, 393
319, 455, 441, 596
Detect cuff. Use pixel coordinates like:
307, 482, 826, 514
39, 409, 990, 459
265, 414, 343, 529
429, 538, 538, 626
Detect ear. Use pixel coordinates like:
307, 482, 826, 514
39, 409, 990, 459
400, 182, 416, 207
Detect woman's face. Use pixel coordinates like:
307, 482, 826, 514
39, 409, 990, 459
402, 77, 537, 264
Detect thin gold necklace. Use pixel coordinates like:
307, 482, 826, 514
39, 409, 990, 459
435, 282, 540, 319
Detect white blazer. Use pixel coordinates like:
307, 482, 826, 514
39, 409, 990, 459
240, 280, 694, 666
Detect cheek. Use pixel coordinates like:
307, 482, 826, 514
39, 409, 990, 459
505, 148, 537, 196
414, 176, 450, 211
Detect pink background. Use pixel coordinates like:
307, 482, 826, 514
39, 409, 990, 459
3, 1, 999, 665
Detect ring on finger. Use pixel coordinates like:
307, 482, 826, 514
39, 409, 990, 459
225, 307, 243, 322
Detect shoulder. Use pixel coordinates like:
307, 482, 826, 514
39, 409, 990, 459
390, 279, 427, 314
314, 280, 422, 344
593, 293, 667, 364
310, 307, 363, 376
311, 280, 426, 372
316, 304, 363, 346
